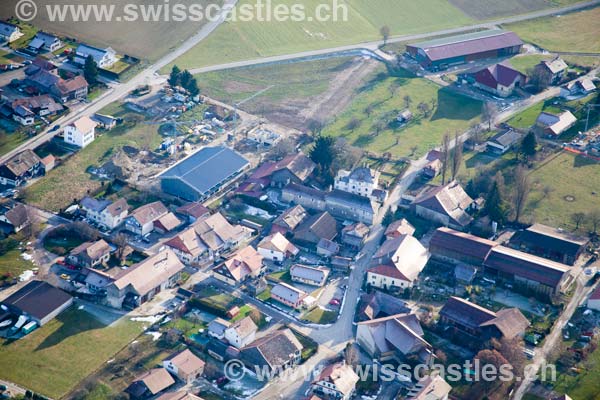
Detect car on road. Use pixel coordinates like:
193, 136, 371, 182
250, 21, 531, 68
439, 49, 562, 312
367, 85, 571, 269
329, 299, 340, 306
49, 124, 61, 132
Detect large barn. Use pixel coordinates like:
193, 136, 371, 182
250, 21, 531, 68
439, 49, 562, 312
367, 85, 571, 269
160, 146, 250, 202
406, 29, 523, 70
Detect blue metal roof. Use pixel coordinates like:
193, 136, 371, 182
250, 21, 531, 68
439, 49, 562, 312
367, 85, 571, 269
160, 146, 249, 196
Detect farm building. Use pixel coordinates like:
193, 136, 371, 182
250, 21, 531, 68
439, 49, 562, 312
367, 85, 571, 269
160, 146, 249, 202
509, 224, 589, 265
1, 280, 73, 326
407, 29, 523, 70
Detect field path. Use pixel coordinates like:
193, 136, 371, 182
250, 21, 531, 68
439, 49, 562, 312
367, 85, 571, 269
187, 0, 600, 74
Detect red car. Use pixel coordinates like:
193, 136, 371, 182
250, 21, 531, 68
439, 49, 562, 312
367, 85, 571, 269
329, 299, 340, 306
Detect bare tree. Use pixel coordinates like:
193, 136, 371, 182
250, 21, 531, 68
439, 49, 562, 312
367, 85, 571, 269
112, 233, 129, 261
417, 101, 431, 117
571, 212, 586, 231
451, 132, 463, 180
470, 123, 483, 149
307, 118, 325, 137
270, 138, 296, 160
380, 25, 391, 46
526, 66, 552, 91
482, 102, 498, 131
403, 95, 412, 109
344, 342, 359, 368
440, 133, 451, 185
345, 117, 361, 132
512, 165, 531, 223
588, 210, 600, 234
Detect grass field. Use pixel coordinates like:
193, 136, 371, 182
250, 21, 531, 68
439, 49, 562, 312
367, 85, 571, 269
322, 67, 482, 158
0, 308, 143, 399
21, 104, 162, 212
0, 248, 35, 278
509, 54, 600, 74
525, 151, 600, 229
303, 307, 338, 324
552, 342, 600, 399
448, 0, 583, 19
166, 0, 473, 70
504, 7, 600, 53
506, 100, 562, 129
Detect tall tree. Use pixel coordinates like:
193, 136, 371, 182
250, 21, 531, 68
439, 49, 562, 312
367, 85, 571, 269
589, 210, 600, 234
309, 135, 337, 184
380, 25, 391, 46
571, 212, 585, 231
440, 133, 451, 185
485, 181, 507, 224
179, 70, 193, 89
168, 65, 181, 87
520, 131, 537, 161
188, 77, 200, 97
451, 132, 463, 180
526, 66, 552, 91
512, 166, 531, 223
403, 95, 412, 109
307, 118, 325, 137
482, 102, 497, 131
83, 55, 98, 85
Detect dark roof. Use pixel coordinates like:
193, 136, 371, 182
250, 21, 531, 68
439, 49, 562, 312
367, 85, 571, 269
273, 153, 315, 182
241, 329, 303, 370
429, 227, 498, 263
295, 211, 337, 242
2, 150, 41, 178
484, 246, 570, 288
480, 308, 530, 339
358, 291, 411, 321
471, 63, 525, 89
440, 297, 496, 330
408, 29, 523, 62
328, 189, 375, 212
283, 183, 326, 201
160, 146, 249, 197
413, 181, 473, 227
2, 280, 72, 321
272, 205, 308, 232
487, 129, 522, 148
4, 203, 30, 227
511, 224, 589, 259
176, 202, 211, 219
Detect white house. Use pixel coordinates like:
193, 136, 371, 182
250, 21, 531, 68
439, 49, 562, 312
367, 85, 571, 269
0, 22, 22, 43
406, 375, 452, 400
28, 32, 64, 52
64, 116, 97, 148
587, 286, 600, 311
12, 105, 35, 126
290, 264, 329, 287
80, 197, 128, 230
257, 232, 299, 262
271, 282, 308, 309
369, 235, 429, 290
162, 349, 205, 384
312, 363, 359, 400
224, 316, 258, 349
334, 167, 380, 199
75, 44, 118, 68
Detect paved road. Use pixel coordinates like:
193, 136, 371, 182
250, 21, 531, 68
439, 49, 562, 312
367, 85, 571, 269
0, 0, 240, 165
188, 0, 600, 75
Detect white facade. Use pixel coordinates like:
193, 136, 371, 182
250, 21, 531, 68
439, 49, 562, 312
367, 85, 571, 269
257, 247, 285, 262
334, 167, 380, 198
367, 269, 412, 290
64, 117, 96, 148
224, 326, 256, 349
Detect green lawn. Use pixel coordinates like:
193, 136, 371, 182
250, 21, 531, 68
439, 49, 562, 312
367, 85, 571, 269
165, 0, 473, 71
0, 248, 35, 279
506, 99, 564, 129
447, 0, 586, 20
0, 130, 31, 158
503, 7, 600, 52
267, 269, 294, 285
21, 105, 162, 212
303, 307, 338, 324
552, 339, 600, 399
525, 151, 600, 229
322, 67, 482, 158
0, 309, 143, 399
8, 22, 38, 50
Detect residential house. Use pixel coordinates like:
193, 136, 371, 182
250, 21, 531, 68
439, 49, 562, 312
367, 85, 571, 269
208, 318, 230, 339
51, 75, 89, 103
257, 232, 299, 262
423, 150, 443, 180
317, 238, 340, 257
26, 69, 61, 94
486, 129, 522, 155
153, 212, 182, 234
509, 223, 589, 265
536, 111, 577, 137
406, 375, 452, 400
311, 363, 359, 400
370, 235, 429, 289
162, 349, 205, 384
125, 368, 175, 400
156, 392, 205, 400
356, 313, 433, 364
12, 95, 64, 119
334, 166, 380, 199
91, 113, 118, 130
290, 264, 330, 287
82, 268, 117, 295
341, 222, 370, 248
385, 219, 415, 239
75, 43, 118, 68
106, 249, 185, 309
80, 197, 128, 230
468, 63, 526, 97
0, 203, 30, 233
176, 202, 210, 223
124, 201, 169, 236
224, 316, 258, 349
12, 105, 34, 126
326, 190, 379, 225
412, 181, 475, 229
561, 78, 596, 98
269, 205, 307, 236
587, 286, 600, 311
0, 21, 22, 43
282, 183, 327, 211
24, 57, 58, 76
0, 150, 43, 187
28, 31, 63, 52
212, 246, 264, 285
270, 153, 315, 187
240, 328, 303, 378
534, 57, 568, 85
483, 246, 573, 295
429, 227, 499, 266
294, 211, 337, 245
64, 116, 97, 148
356, 291, 410, 322
271, 282, 308, 309
68, 239, 111, 268
439, 296, 530, 341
